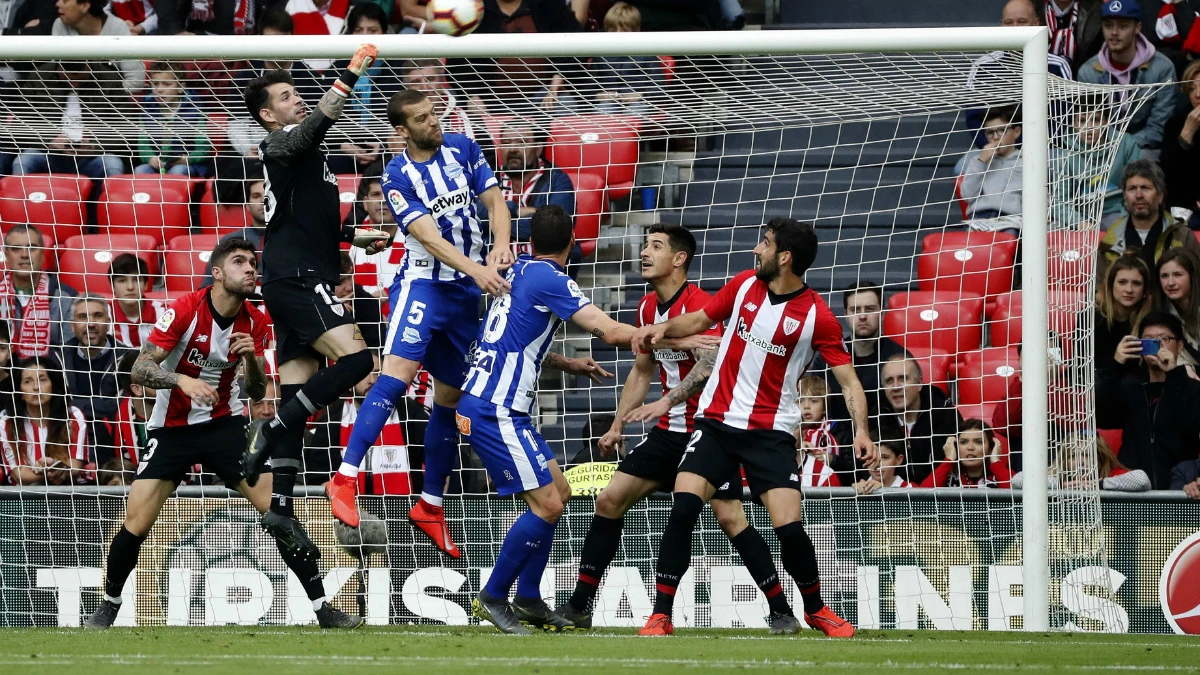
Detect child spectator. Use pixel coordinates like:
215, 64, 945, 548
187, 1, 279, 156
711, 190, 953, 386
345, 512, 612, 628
854, 436, 911, 494
1161, 60, 1200, 223
135, 61, 211, 176
1012, 434, 1150, 491
108, 253, 168, 348
959, 105, 1023, 232
1099, 254, 1153, 375
1050, 93, 1140, 227
792, 375, 844, 487
590, 3, 664, 115
1153, 248, 1200, 365
920, 419, 1012, 488
0, 357, 89, 485
96, 456, 136, 486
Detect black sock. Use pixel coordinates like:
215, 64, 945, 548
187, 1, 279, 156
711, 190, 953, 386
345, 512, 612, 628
277, 536, 325, 600
652, 492, 704, 618
775, 521, 824, 615
730, 526, 792, 616
267, 351, 373, 439
104, 526, 147, 599
271, 470, 296, 518
569, 514, 623, 612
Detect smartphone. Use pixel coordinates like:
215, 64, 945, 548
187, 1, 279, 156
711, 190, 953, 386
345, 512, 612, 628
1139, 338, 1161, 357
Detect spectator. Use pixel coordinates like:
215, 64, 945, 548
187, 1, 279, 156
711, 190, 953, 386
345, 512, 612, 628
345, 169, 403, 297
135, 61, 212, 177
1160, 60, 1200, 223
1050, 93, 1140, 227
0, 321, 17, 418
285, 0, 347, 36
335, 251, 383, 349
877, 354, 963, 484
156, 0, 255, 35
496, 121, 576, 250
1097, 311, 1200, 489
52, 0, 146, 93
1099, 254, 1153, 375
568, 412, 617, 466
1172, 457, 1200, 496
401, 58, 487, 142
447, 0, 583, 117
213, 162, 267, 251
11, 61, 130, 193
1045, 0, 1105, 71
0, 356, 89, 485
3, 0, 57, 35
622, 0, 730, 31
854, 436, 912, 494
335, 4, 402, 120
792, 375, 844, 488
815, 282, 909, 422
1154, 248, 1200, 363
107, 0, 157, 34
959, 105, 1024, 230
56, 295, 132, 450
919, 418, 1012, 488
1012, 433, 1150, 491
96, 456, 135, 486
1097, 160, 1200, 283
108, 253, 168, 348
111, 350, 151, 466
249, 376, 278, 422
589, 3, 664, 116
1077, 0, 1177, 153
0, 225, 77, 356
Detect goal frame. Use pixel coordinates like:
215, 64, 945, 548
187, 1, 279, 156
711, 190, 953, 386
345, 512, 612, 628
0, 26, 1053, 631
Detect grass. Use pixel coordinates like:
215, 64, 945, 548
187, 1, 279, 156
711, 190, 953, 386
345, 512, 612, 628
1, 626, 1198, 674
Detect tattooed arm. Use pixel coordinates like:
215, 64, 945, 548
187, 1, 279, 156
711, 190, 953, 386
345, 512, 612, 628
570, 304, 637, 347
131, 342, 221, 406
830, 363, 878, 468
242, 355, 268, 402
623, 347, 716, 424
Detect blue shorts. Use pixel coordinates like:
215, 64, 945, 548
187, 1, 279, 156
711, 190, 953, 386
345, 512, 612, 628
456, 394, 555, 496
385, 277, 481, 388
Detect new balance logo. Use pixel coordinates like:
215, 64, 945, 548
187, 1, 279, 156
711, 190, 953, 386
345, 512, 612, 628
744, 302, 758, 312
195, 335, 208, 343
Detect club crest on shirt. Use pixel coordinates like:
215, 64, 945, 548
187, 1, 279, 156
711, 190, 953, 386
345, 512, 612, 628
154, 308, 175, 331
444, 163, 464, 179
784, 317, 801, 335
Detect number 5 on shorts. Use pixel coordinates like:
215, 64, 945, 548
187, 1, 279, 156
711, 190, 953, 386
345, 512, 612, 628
407, 301, 426, 325
679, 429, 702, 468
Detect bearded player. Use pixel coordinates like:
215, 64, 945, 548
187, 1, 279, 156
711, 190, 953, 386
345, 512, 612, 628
86, 239, 362, 629
632, 218, 878, 637
239, 45, 393, 559
553, 223, 804, 634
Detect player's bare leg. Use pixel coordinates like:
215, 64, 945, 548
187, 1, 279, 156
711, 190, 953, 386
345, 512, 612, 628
759, 487, 853, 638
712, 497, 801, 634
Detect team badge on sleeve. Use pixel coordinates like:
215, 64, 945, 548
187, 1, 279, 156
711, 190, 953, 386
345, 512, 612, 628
387, 189, 407, 213
155, 308, 176, 332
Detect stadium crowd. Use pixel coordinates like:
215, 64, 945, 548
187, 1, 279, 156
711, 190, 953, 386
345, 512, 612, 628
0, 0, 1197, 500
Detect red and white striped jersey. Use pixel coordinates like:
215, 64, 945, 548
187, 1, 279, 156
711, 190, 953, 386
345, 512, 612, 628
697, 270, 850, 433
0, 407, 89, 480
145, 288, 269, 430
799, 454, 841, 488
339, 400, 411, 495
636, 283, 722, 433
884, 475, 912, 488
110, 298, 169, 349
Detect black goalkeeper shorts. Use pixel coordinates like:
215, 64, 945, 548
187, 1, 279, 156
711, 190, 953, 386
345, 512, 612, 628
136, 416, 248, 487
263, 276, 356, 365
618, 426, 743, 500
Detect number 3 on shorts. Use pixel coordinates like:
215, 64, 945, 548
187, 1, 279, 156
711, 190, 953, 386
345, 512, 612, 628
136, 438, 159, 475
679, 429, 702, 468
407, 301, 426, 325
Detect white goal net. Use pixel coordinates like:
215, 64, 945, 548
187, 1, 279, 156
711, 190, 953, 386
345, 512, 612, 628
0, 30, 1160, 632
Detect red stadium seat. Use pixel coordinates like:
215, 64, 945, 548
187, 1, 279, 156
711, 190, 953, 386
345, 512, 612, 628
59, 234, 159, 295
1047, 230, 1100, 290
198, 180, 253, 233
569, 171, 606, 259
98, 175, 192, 246
545, 115, 640, 200
336, 174, 360, 223
989, 290, 1086, 354
1098, 428, 1123, 456
165, 234, 220, 292
0, 174, 88, 245
904, 347, 953, 396
659, 56, 676, 85
918, 231, 1018, 313
883, 291, 985, 354
146, 288, 186, 303
956, 348, 1020, 408
957, 404, 997, 424
953, 174, 969, 221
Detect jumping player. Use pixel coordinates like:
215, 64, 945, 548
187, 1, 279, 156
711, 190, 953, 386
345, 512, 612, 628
554, 223, 804, 634
631, 218, 878, 637
85, 239, 362, 629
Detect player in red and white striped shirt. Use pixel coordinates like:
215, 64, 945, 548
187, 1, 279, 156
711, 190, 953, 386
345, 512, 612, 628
632, 218, 878, 638
86, 238, 363, 630
557, 224, 799, 632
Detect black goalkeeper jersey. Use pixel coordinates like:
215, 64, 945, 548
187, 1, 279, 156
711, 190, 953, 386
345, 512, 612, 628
258, 109, 343, 284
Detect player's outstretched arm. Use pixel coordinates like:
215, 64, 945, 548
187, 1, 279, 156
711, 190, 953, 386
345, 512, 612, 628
543, 352, 613, 384
408, 215, 511, 296
571, 304, 636, 347
132, 343, 221, 406
830, 363, 878, 469
479, 186, 514, 270
624, 346, 716, 424
599, 352, 656, 454
631, 309, 716, 355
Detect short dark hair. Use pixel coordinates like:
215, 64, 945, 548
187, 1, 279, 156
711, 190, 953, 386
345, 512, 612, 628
530, 205, 574, 255
1072, 91, 1113, 119
842, 281, 883, 310
244, 70, 294, 128
258, 7, 293, 34
116, 349, 138, 395
147, 60, 181, 80
1140, 311, 1184, 341
1121, 158, 1167, 194
83, 0, 108, 18
984, 104, 1022, 126
210, 238, 257, 272
387, 89, 429, 128
357, 159, 385, 200
108, 253, 149, 280
766, 217, 818, 276
958, 418, 997, 450
345, 2, 388, 33
647, 223, 696, 271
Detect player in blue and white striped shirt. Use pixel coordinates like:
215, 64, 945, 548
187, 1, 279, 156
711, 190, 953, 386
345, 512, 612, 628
328, 89, 515, 554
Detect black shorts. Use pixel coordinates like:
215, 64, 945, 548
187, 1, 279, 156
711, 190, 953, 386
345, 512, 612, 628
135, 416, 248, 486
263, 276, 356, 365
679, 418, 800, 498
618, 426, 743, 500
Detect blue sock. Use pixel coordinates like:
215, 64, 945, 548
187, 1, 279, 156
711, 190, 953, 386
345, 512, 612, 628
420, 403, 458, 502
485, 510, 556, 599
338, 374, 407, 477
515, 520, 556, 601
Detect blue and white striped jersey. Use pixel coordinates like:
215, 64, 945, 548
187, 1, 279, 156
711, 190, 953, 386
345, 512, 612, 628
464, 257, 591, 414
382, 133, 499, 283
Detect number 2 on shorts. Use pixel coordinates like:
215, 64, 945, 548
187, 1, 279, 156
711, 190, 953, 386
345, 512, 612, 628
679, 429, 702, 467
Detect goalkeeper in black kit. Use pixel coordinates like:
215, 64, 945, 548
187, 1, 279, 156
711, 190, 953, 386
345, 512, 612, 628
236, 43, 391, 616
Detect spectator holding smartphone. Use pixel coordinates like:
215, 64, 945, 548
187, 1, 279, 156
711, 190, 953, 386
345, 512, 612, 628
1099, 254, 1153, 376
0, 357, 89, 485
1153, 248, 1200, 365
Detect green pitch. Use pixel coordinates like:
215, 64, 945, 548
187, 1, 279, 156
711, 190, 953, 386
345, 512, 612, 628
1, 626, 1197, 674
